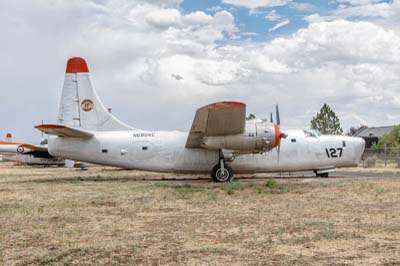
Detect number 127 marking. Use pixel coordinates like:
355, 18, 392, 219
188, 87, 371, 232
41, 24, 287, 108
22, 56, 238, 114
325, 148, 343, 158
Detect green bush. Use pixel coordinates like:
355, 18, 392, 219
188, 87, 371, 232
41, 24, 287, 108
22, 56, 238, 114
265, 179, 277, 189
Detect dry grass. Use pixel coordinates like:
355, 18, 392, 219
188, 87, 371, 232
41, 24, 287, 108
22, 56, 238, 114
1, 162, 400, 265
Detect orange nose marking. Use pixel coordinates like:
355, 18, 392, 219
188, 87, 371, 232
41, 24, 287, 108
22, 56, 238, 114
274, 124, 281, 147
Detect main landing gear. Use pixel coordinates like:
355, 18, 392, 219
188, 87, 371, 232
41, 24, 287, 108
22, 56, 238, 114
211, 154, 234, 182
314, 171, 329, 178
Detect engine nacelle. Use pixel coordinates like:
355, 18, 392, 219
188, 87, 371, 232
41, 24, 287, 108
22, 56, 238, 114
201, 122, 282, 153
17, 145, 32, 154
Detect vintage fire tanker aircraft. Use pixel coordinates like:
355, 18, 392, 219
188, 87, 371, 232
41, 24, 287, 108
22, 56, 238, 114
35, 57, 365, 182
0, 133, 65, 166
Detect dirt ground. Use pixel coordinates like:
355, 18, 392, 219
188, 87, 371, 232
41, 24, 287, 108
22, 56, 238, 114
1, 162, 400, 266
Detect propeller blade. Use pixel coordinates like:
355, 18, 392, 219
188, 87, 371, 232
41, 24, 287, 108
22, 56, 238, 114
276, 104, 280, 125
277, 143, 280, 163
270, 113, 273, 123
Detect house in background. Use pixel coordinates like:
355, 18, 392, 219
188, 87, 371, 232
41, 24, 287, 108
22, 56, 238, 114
354, 126, 396, 148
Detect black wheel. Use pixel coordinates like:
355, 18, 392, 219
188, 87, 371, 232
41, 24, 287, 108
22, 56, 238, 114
211, 163, 234, 182
315, 171, 329, 178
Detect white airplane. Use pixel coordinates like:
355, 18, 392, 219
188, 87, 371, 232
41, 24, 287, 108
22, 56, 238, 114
0, 133, 65, 166
35, 57, 365, 182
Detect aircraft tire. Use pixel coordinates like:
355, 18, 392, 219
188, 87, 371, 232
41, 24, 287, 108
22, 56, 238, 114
211, 163, 234, 182
315, 171, 329, 178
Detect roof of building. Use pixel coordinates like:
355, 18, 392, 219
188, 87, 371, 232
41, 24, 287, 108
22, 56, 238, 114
355, 126, 397, 138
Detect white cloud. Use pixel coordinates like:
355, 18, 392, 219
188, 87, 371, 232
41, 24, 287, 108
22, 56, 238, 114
288, 2, 317, 11
268, 19, 290, 31
207, 6, 223, 12
1, 0, 400, 141
335, 0, 385, 6
306, 1, 394, 22
265, 10, 281, 21
182, 11, 213, 25
145, 8, 181, 29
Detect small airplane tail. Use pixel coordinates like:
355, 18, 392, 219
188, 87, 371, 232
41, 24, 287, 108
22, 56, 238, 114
57, 57, 133, 131
6, 133, 12, 142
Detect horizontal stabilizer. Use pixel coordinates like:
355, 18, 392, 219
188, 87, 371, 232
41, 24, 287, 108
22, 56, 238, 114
35, 124, 94, 138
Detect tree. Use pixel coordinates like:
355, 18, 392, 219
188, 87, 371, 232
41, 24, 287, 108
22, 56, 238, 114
372, 126, 400, 149
246, 114, 256, 121
310, 104, 343, 135
348, 125, 367, 136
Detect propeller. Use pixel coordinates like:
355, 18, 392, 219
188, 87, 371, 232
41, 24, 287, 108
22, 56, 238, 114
276, 104, 280, 126
275, 104, 287, 162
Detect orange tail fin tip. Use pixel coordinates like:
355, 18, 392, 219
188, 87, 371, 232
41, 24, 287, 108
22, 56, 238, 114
66, 57, 89, 73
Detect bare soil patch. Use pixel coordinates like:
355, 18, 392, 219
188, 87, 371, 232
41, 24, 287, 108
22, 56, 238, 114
1, 163, 400, 265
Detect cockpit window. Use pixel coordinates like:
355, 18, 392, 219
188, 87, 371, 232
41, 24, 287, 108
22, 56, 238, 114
303, 129, 321, 138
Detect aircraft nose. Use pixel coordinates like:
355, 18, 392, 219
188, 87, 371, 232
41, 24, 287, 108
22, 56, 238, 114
353, 137, 365, 161
357, 137, 366, 152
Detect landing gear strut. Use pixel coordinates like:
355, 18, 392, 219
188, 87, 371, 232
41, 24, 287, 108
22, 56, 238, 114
314, 171, 329, 178
211, 156, 234, 183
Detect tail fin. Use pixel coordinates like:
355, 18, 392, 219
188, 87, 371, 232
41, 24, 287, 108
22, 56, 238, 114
6, 133, 12, 142
58, 57, 134, 131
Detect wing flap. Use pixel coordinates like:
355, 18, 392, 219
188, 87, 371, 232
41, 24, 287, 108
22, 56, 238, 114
35, 124, 94, 138
186, 101, 246, 148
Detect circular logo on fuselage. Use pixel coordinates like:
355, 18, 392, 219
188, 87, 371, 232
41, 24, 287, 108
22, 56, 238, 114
81, 99, 94, 112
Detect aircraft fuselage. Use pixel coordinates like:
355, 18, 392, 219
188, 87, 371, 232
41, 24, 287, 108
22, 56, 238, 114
48, 128, 365, 174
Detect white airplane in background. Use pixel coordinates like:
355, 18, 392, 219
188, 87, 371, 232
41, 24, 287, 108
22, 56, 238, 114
0, 133, 65, 166
35, 57, 365, 182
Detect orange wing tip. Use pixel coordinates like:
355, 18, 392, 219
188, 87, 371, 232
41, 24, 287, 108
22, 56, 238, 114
210, 101, 245, 110
66, 57, 89, 73
0, 141, 22, 145
35, 124, 66, 129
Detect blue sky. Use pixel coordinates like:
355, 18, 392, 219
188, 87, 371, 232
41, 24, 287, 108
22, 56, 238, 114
181, 0, 392, 41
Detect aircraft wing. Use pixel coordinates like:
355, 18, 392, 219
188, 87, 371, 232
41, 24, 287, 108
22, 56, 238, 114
0, 141, 49, 156
185, 101, 246, 148
18, 143, 48, 152
35, 124, 94, 138
0, 141, 23, 154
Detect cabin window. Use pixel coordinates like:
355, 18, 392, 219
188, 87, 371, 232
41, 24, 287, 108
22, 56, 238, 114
342, 141, 346, 147
291, 139, 296, 143
142, 146, 148, 151
101, 149, 108, 154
